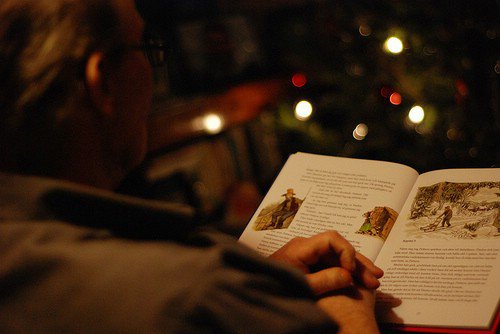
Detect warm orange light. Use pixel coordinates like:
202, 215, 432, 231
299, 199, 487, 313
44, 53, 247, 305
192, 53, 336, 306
202, 113, 224, 134
389, 92, 402, 105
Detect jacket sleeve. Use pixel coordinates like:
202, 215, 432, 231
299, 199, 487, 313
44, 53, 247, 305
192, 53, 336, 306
0, 221, 337, 333
168, 238, 338, 333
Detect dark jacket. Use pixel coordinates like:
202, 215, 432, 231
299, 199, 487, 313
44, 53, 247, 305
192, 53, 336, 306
0, 173, 336, 333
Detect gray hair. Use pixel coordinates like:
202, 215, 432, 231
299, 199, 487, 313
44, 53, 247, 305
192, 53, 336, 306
0, 0, 123, 174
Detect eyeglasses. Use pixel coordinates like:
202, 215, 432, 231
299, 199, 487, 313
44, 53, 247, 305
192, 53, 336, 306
115, 29, 167, 68
127, 37, 167, 67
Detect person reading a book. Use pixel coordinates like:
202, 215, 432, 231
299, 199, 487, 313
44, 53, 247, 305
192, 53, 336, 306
0, 0, 383, 332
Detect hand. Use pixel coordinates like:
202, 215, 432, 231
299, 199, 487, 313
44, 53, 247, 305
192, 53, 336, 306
269, 231, 383, 295
316, 285, 379, 334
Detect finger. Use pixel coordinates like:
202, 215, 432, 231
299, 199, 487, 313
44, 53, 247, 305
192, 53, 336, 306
355, 252, 384, 278
306, 267, 353, 295
304, 231, 357, 272
269, 236, 311, 273
354, 255, 381, 289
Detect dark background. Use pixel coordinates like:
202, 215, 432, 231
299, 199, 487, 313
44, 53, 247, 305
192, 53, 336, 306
136, 0, 498, 174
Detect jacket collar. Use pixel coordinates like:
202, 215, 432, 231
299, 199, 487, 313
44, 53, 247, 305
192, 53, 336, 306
0, 173, 197, 240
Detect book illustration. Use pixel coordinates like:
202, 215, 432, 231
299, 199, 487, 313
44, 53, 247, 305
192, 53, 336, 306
240, 153, 500, 332
407, 181, 500, 239
356, 207, 399, 240
253, 188, 303, 231
419, 206, 453, 232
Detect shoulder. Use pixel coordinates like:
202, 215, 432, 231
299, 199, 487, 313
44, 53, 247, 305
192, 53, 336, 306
0, 221, 334, 333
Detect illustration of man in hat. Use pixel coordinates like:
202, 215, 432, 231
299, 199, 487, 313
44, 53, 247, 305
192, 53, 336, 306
270, 188, 301, 229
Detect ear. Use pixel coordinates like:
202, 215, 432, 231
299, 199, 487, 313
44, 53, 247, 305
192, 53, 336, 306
85, 52, 114, 116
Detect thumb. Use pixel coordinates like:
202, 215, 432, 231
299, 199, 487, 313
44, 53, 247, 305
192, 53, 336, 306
306, 267, 353, 295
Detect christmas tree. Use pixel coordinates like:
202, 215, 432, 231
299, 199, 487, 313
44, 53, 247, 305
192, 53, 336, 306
138, 0, 498, 172
260, 0, 499, 172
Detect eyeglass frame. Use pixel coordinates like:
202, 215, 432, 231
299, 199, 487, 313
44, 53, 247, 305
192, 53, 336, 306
121, 39, 167, 67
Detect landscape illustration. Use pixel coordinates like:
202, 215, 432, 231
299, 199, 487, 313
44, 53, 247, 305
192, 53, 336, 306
253, 188, 303, 231
406, 181, 500, 239
356, 206, 399, 241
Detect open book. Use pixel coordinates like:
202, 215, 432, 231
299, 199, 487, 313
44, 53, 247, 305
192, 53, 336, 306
239, 152, 500, 333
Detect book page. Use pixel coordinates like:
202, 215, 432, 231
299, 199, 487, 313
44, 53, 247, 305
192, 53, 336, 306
374, 168, 500, 330
239, 152, 419, 261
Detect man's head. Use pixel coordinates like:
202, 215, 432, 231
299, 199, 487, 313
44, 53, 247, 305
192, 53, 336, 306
283, 188, 296, 200
0, 0, 152, 189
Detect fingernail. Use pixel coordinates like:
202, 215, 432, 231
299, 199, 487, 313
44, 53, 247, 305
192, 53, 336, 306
340, 271, 354, 286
